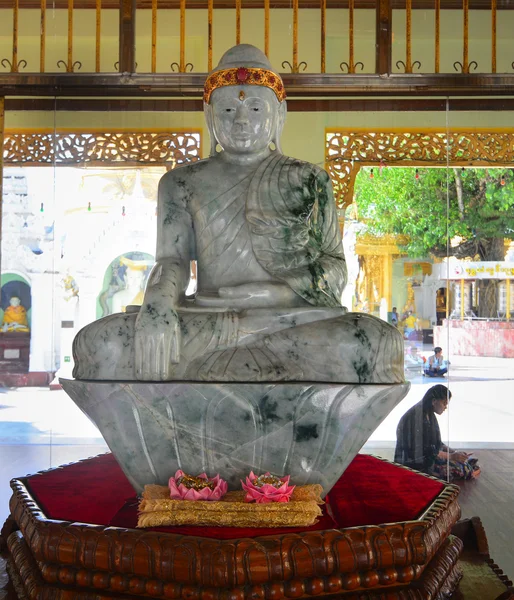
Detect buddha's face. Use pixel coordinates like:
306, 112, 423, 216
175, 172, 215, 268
125, 268, 145, 290
10, 297, 21, 307
210, 85, 280, 155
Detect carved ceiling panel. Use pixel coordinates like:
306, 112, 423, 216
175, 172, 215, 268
3, 132, 201, 166
326, 131, 514, 208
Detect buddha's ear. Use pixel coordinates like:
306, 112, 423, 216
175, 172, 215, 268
204, 102, 220, 157
273, 100, 287, 154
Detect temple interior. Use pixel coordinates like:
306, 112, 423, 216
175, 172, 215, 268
0, 2, 513, 598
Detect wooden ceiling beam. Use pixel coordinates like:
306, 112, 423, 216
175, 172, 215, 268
6, 97, 514, 111
2, 72, 514, 98
0, 0, 511, 7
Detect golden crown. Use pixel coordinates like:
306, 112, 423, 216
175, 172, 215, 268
203, 67, 286, 104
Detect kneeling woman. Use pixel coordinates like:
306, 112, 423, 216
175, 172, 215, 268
394, 384, 480, 481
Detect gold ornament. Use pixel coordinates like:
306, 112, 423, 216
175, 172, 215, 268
254, 474, 283, 488
176, 473, 215, 491
204, 67, 286, 104
138, 484, 323, 528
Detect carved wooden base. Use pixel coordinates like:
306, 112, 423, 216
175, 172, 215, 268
4, 530, 464, 600
1, 456, 465, 600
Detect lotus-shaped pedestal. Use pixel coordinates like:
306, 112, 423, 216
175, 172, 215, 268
60, 380, 409, 496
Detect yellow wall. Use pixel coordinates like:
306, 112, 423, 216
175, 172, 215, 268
1, 7, 514, 74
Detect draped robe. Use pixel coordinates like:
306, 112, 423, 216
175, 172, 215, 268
72, 154, 404, 383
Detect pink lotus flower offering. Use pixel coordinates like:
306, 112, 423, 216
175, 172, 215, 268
169, 470, 227, 501
242, 472, 295, 503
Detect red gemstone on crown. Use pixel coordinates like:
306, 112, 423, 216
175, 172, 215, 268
236, 67, 249, 82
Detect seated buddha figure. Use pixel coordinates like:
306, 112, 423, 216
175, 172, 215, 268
2, 296, 30, 333
72, 44, 403, 384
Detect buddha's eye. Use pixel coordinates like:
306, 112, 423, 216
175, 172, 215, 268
225, 108, 234, 113
252, 107, 260, 112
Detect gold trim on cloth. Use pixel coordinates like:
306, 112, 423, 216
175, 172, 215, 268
203, 67, 286, 104
138, 484, 323, 528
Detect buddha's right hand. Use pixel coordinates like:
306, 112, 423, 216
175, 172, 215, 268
134, 305, 181, 380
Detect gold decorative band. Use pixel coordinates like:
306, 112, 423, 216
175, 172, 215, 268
204, 67, 286, 104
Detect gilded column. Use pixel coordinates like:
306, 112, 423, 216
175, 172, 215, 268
366, 255, 383, 312
383, 253, 393, 311
355, 233, 407, 315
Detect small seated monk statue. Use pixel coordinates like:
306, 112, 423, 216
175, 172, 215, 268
2, 296, 30, 333
72, 44, 403, 384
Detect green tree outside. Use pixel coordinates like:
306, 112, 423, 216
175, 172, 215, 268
354, 167, 514, 262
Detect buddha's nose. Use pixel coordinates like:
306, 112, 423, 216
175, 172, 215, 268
234, 104, 250, 126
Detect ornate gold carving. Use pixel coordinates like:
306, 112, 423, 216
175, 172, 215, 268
355, 232, 408, 255
404, 261, 432, 276
3, 131, 201, 166
326, 131, 514, 208
204, 67, 286, 104
367, 255, 383, 305
404, 281, 416, 314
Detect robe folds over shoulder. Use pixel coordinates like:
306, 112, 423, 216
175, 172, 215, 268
246, 154, 347, 308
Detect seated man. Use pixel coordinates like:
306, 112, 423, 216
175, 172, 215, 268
72, 44, 403, 384
424, 347, 448, 377
390, 306, 399, 327
404, 346, 424, 374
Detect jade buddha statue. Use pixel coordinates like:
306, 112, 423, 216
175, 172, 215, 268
72, 44, 403, 384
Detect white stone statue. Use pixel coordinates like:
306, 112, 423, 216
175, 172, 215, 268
72, 44, 403, 384
110, 257, 150, 314
1, 296, 30, 333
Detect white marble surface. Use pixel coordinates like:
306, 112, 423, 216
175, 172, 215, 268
61, 379, 410, 495
72, 307, 404, 383
71, 44, 404, 384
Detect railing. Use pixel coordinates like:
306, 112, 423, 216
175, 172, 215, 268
0, 0, 513, 75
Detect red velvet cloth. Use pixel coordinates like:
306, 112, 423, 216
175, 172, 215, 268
25, 453, 444, 539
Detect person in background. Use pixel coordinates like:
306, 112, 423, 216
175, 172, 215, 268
394, 384, 480, 481
402, 310, 417, 339
404, 346, 424, 374
391, 306, 399, 327
424, 347, 448, 377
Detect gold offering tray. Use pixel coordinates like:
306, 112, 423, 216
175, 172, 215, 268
138, 484, 324, 528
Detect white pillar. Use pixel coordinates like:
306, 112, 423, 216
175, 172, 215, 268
29, 273, 57, 373
76, 275, 102, 331
56, 295, 79, 379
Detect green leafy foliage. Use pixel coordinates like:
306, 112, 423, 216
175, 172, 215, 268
354, 167, 514, 261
